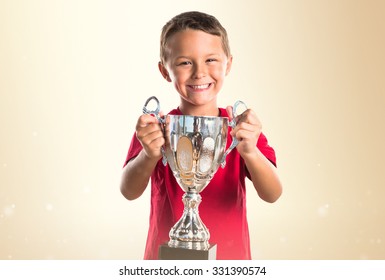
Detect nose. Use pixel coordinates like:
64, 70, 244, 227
192, 63, 206, 79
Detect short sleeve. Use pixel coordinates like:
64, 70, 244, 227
123, 133, 143, 167
244, 132, 277, 180
257, 132, 276, 167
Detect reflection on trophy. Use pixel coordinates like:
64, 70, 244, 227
143, 96, 246, 259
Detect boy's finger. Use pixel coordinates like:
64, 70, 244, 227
226, 106, 233, 120
137, 114, 159, 127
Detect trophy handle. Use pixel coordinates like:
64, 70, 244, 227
220, 100, 247, 168
142, 96, 167, 166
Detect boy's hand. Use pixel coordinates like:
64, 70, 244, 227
226, 106, 262, 157
135, 114, 165, 160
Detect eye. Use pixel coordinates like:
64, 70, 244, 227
177, 61, 192, 66
206, 58, 217, 63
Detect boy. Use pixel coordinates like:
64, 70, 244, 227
120, 11, 282, 260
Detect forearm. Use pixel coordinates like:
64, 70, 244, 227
120, 150, 159, 200
242, 147, 282, 203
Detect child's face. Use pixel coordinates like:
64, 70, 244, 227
160, 29, 232, 111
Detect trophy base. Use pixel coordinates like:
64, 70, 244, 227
158, 243, 217, 260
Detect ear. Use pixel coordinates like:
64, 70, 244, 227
225, 55, 233, 76
158, 62, 172, 82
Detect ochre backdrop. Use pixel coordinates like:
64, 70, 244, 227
1, 0, 384, 259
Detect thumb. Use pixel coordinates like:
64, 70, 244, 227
226, 106, 233, 121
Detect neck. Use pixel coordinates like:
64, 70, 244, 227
179, 101, 219, 117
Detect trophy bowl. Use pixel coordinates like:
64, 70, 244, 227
143, 96, 245, 252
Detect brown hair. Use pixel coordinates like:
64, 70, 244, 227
160, 11, 231, 64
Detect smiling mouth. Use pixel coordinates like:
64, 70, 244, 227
188, 83, 212, 90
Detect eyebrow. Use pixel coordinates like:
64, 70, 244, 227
174, 56, 191, 60
175, 54, 221, 60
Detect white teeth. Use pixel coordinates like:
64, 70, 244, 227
191, 84, 210, 89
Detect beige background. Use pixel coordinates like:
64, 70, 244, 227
1, 0, 384, 259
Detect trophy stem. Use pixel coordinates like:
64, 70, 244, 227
168, 191, 210, 250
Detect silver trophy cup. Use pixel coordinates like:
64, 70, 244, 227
143, 96, 246, 251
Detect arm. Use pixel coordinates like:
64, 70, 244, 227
120, 114, 165, 200
241, 146, 282, 203
227, 107, 282, 203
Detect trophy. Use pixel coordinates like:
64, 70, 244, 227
142, 96, 246, 260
